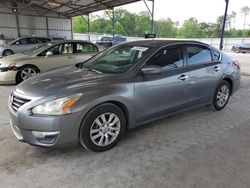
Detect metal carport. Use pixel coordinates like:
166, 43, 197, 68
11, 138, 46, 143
0, 0, 229, 49
0, 0, 148, 40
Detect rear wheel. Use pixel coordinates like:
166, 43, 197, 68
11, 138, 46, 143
79, 103, 126, 152
16, 65, 39, 84
209, 80, 231, 111
3, 49, 14, 56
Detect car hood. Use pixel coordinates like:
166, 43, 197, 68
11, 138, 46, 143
0, 53, 31, 66
16, 66, 116, 97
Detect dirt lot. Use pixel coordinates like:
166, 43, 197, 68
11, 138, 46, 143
0, 53, 250, 188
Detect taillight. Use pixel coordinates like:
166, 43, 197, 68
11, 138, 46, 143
233, 61, 240, 69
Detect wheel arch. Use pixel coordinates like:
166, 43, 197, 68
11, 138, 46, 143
2, 49, 14, 55
106, 100, 130, 129
17, 64, 41, 73
78, 99, 131, 135
222, 77, 233, 95
15, 64, 41, 84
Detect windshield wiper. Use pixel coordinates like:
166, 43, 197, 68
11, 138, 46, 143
79, 65, 102, 74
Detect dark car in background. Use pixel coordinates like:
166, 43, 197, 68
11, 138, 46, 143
9, 40, 240, 152
231, 43, 250, 53
97, 36, 126, 47
0, 36, 64, 57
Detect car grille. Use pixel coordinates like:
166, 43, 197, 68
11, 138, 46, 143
10, 94, 31, 111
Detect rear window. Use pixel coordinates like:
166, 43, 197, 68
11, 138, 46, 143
212, 50, 221, 61
187, 46, 212, 66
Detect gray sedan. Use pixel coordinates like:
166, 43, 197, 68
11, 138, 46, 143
8, 40, 241, 152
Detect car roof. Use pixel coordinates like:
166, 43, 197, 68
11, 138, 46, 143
15, 36, 50, 40
124, 39, 210, 48
51, 40, 96, 45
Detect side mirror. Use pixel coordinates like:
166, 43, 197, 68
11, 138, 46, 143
15, 41, 20, 45
141, 65, 163, 75
46, 51, 53, 58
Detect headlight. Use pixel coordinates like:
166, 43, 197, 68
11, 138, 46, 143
32, 94, 81, 115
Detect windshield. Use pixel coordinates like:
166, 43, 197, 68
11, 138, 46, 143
23, 42, 55, 55
80, 44, 150, 74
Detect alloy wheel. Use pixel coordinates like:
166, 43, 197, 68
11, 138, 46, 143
20, 68, 37, 80
216, 85, 229, 107
90, 112, 121, 146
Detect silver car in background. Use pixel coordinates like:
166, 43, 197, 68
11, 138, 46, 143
0, 36, 57, 57
8, 40, 241, 152
0, 40, 99, 84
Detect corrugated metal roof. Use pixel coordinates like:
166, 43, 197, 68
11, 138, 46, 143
30, 0, 142, 17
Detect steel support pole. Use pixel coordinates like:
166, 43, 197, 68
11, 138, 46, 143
15, 14, 21, 37
112, 8, 115, 45
220, 0, 229, 50
151, 0, 155, 34
87, 14, 90, 42
46, 17, 49, 37
143, 0, 155, 34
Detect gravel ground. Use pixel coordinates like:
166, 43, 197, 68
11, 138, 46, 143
0, 53, 250, 188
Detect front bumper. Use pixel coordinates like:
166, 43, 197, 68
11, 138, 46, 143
8, 92, 83, 148
0, 70, 17, 84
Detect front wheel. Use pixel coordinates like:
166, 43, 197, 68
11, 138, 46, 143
79, 103, 126, 152
16, 65, 39, 84
209, 80, 231, 111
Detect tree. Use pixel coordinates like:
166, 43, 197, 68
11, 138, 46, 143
72, 16, 88, 33
199, 22, 217, 37
155, 18, 177, 38
231, 11, 237, 29
114, 9, 136, 36
134, 11, 151, 36
241, 6, 250, 31
72, 8, 246, 39
178, 18, 207, 38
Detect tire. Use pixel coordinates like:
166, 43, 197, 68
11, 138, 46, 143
79, 103, 126, 152
16, 65, 39, 84
209, 80, 231, 111
3, 49, 14, 56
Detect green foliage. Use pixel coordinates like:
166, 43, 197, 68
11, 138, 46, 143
155, 18, 177, 38
178, 18, 207, 38
73, 16, 88, 33
72, 8, 249, 38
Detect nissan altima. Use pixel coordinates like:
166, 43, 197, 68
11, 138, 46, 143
8, 40, 241, 152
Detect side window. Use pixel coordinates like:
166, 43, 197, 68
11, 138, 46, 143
187, 46, 212, 66
39, 43, 73, 56
76, 43, 97, 53
147, 47, 184, 70
62, 43, 73, 54
37, 38, 50, 43
30, 38, 37, 44
15, 38, 29, 45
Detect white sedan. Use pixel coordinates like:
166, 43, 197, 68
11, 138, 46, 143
0, 40, 99, 84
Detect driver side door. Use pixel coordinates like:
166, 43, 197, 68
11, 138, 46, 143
134, 46, 189, 122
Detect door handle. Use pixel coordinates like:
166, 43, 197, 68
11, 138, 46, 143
178, 74, 188, 81
213, 66, 220, 72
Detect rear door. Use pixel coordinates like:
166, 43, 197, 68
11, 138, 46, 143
74, 42, 98, 63
134, 45, 189, 122
39, 42, 75, 71
185, 45, 223, 105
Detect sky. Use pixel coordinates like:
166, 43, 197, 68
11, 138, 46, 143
111, 0, 250, 29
